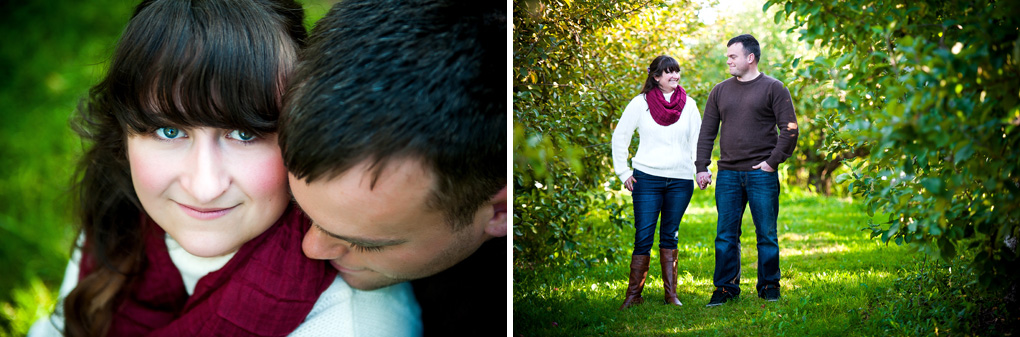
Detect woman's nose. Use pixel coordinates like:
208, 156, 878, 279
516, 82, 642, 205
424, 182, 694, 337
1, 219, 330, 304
180, 138, 229, 203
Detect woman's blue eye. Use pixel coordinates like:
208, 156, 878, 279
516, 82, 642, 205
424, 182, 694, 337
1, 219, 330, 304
229, 130, 257, 141
155, 127, 183, 139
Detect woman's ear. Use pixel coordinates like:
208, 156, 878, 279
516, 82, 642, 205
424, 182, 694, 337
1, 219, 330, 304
483, 185, 507, 237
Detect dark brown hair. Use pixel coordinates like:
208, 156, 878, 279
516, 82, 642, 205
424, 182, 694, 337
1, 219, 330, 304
280, 0, 506, 230
727, 34, 761, 64
63, 1, 305, 335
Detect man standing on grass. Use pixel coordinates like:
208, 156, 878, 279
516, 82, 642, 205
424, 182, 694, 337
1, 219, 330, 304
695, 34, 799, 306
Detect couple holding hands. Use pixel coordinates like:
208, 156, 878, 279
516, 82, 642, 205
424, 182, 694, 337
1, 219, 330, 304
612, 34, 799, 309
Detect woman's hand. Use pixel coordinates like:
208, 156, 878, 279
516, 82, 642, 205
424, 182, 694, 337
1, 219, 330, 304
625, 176, 637, 191
696, 171, 712, 190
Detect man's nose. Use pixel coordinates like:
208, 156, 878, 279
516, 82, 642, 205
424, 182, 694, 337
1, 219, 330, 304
303, 226, 348, 260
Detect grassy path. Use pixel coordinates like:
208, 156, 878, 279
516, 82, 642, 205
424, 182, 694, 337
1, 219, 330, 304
513, 190, 924, 336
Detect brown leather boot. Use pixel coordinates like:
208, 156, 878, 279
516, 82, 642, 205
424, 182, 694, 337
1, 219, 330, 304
619, 254, 650, 310
660, 249, 682, 306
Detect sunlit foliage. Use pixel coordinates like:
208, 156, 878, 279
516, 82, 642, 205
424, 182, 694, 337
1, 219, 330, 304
767, 0, 1020, 288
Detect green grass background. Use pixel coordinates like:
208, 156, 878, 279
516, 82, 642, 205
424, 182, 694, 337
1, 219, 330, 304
514, 189, 1019, 335
0, 1, 337, 335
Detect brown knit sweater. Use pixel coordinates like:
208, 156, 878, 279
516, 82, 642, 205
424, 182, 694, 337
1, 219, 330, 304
695, 73, 798, 172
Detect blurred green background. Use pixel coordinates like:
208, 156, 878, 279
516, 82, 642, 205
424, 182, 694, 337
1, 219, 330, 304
0, 1, 338, 335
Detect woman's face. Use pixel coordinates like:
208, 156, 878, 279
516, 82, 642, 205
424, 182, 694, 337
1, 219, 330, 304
127, 126, 290, 257
654, 69, 680, 93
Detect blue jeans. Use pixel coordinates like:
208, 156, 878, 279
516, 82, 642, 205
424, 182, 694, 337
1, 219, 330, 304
630, 170, 694, 256
712, 169, 780, 295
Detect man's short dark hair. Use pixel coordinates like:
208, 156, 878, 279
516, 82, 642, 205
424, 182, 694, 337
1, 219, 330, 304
727, 34, 761, 63
280, 0, 506, 230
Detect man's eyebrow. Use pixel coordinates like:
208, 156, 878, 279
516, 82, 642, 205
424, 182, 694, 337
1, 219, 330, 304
313, 223, 406, 247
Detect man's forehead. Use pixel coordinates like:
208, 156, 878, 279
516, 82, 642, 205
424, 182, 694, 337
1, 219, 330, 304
294, 169, 445, 236
314, 158, 438, 215
320, 156, 434, 190
726, 43, 743, 54
291, 156, 448, 232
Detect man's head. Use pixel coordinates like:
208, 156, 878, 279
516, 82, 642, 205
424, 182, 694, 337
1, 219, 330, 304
726, 34, 761, 78
280, 0, 506, 290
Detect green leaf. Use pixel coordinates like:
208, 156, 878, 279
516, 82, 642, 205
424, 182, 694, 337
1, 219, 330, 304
884, 222, 901, 242
954, 144, 974, 164
813, 55, 831, 68
822, 96, 839, 109
898, 35, 915, 47
921, 178, 943, 194
774, 10, 785, 24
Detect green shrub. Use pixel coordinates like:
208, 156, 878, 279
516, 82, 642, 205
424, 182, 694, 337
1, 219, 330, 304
767, 0, 1020, 289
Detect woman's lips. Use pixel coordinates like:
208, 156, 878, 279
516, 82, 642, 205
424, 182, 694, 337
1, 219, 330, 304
176, 202, 237, 220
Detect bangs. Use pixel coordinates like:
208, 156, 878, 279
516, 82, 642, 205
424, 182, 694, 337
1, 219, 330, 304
108, 0, 297, 136
655, 57, 680, 74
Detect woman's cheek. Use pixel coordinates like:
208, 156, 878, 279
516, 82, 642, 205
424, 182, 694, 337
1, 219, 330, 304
127, 141, 174, 198
243, 147, 290, 202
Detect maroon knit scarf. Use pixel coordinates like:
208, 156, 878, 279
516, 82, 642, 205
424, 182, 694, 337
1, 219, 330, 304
78, 205, 336, 336
645, 85, 687, 126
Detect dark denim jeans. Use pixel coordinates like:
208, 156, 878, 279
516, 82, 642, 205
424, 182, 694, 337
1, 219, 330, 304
712, 169, 781, 295
630, 170, 694, 256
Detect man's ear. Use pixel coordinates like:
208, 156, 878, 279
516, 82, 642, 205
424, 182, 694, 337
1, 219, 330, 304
484, 185, 507, 237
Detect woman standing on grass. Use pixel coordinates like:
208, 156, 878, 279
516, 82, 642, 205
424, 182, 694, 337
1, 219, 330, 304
611, 55, 702, 309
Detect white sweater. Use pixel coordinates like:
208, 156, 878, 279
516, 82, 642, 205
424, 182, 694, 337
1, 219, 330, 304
612, 90, 702, 182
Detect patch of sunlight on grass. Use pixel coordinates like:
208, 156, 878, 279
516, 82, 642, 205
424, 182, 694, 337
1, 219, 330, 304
779, 232, 848, 242
675, 321, 719, 335
781, 243, 849, 256
684, 205, 715, 215
680, 271, 699, 287
802, 269, 893, 286
781, 232, 811, 241
862, 270, 893, 279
